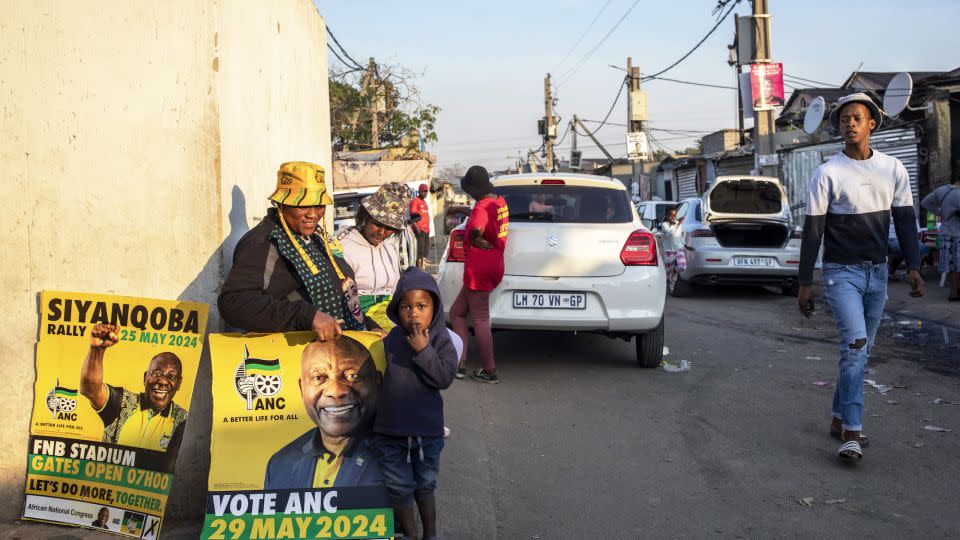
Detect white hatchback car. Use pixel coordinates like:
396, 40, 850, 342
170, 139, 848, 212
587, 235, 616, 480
436, 173, 666, 367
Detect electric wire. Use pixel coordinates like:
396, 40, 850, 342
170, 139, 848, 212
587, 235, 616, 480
553, 0, 613, 73
326, 27, 364, 70
558, 0, 643, 87
645, 76, 737, 90
641, 0, 741, 82
577, 77, 628, 136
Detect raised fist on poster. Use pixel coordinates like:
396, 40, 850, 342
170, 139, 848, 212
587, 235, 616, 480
90, 324, 120, 349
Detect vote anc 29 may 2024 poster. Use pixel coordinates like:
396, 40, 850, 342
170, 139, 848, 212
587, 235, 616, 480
204, 331, 393, 540
23, 291, 208, 538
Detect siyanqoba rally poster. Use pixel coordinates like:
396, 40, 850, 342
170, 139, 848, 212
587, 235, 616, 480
23, 291, 208, 538
204, 331, 393, 540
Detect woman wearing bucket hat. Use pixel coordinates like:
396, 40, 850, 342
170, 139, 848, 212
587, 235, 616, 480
219, 161, 376, 340
337, 182, 413, 330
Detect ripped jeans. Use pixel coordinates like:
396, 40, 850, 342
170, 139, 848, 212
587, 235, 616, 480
822, 262, 888, 432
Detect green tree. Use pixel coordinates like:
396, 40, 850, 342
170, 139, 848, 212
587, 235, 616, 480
329, 59, 440, 152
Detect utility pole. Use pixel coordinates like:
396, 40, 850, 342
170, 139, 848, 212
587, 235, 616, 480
544, 74, 556, 171
751, 0, 777, 177
574, 116, 616, 163
731, 16, 745, 147
626, 57, 645, 200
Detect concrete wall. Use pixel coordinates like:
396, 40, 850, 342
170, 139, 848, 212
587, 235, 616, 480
0, 0, 330, 523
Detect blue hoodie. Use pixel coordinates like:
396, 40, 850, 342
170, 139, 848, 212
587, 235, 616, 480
374, 267, 458, 438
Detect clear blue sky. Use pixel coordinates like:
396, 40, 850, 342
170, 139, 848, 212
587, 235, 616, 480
314, 0, 960, 172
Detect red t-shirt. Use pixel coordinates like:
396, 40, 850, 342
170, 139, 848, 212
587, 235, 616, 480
463, 195, 509, 291
410, 197, 430, 234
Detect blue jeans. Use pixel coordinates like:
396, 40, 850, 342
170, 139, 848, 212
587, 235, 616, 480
372, 434, 444, 506
822, 262, 888, 432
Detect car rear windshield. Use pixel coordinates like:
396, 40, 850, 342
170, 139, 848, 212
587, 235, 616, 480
710, 179, 782, 214
498, 185, 632, 223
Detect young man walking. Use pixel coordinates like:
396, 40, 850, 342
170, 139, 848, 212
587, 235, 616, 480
410, 183, 431, 271
798, 93, 924, 463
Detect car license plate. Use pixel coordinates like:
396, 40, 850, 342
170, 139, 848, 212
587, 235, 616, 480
732, 256, 777, 268
512, 291, 586, 310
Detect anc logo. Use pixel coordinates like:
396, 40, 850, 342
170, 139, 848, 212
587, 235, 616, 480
234, 346, 285, 411
46, 379, 79, 421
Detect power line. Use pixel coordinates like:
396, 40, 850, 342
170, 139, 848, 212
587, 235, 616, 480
782, 72, 837, 88
576, 77, 628, 136
327, 44, 353, 69
326, 27, 363, 69
558, 0, 643, 87
641, 0, 741, 82
645, 76, 736, 90
553, 0, 613, 73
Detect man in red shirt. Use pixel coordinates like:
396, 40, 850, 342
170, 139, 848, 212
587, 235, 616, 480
410, 183, 431, 270
450, 166, 509, 383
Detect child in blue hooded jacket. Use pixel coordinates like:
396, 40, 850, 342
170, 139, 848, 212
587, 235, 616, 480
374, 267, 458, 540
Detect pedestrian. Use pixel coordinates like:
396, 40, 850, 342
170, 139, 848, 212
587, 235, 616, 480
410, 183, 431, 271
338, 182, 410, 329
920, 162, 960, 301
450, 165, 509, 383
660, 208, 686, 285
797, 93, 924, 463
218, 161, 378, 338
373, 267, 458, 540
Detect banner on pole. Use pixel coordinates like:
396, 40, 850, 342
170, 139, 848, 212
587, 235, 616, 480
750, 62, 785, 111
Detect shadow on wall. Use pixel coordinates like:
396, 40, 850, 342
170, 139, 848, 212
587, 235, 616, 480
166, 185, 249, 522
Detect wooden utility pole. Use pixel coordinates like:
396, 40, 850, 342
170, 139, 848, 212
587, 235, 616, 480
732, 15, 745, 147
751, 0, 777, 177
627, 57, 644, 199
544, 74, 556, 171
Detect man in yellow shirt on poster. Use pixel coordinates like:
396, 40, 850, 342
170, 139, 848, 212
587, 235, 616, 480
79, 324, 188, 453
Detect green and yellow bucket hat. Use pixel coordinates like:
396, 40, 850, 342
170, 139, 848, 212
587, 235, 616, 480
268, 161, 334, 206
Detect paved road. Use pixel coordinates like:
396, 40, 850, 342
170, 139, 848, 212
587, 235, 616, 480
439, 281, 960, 539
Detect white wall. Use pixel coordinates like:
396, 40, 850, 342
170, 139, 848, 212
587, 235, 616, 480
0, 0, 330, 522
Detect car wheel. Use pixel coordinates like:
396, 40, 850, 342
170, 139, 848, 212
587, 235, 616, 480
636, 318, 664, 368
781, 282, 800, 297
668, 273, 692, 297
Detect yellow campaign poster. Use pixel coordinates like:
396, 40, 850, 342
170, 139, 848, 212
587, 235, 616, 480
23, 291, 208, 539
204, 331, 393, 540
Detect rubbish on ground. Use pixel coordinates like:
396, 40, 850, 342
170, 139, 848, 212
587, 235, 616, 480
663, 346, 670, 356
661, 360, 691, 373
824, 498, 846, 505
813, 381, 829, 387
930, 398, 955, 405
805, 356, 822, 360
799, 497, 815, 507
864, 379, 891, 394
892, 333, 905, 338
923, 425, 951, 432
893, 384, 909, 388
898, 320, 913, 326
885, 400, 898, 405
914, 442, 924, 448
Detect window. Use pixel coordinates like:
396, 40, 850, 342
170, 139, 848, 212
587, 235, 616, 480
709, 179, 783, 214
499, 185, 632, 223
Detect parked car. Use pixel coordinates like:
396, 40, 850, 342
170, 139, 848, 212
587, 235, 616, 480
636, 200, 679, 231
669, 175, 801, 297
332, 186, 420, 263
436, 173, 666, 367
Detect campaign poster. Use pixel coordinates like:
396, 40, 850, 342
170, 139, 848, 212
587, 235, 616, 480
23, 291, 209, 538
750, 62, 785, 110
203, 331, 393, 540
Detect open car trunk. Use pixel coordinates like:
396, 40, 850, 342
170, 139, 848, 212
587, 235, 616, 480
704, 176, 791, 248
710, 221, 789, 248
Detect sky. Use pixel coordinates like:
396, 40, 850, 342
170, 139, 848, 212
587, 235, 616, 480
314, 0, 960, 173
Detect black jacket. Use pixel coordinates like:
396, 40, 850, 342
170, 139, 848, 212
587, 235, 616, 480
374, 268, 458, 438
218, 209, 355, 332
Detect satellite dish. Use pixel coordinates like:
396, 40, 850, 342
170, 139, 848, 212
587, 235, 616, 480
883, 72, 913, 117
803, 96, 826, 134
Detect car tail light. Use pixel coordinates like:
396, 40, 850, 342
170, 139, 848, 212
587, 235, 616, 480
541, 179, 566, 185
791, 228, 803, 239
690, 228, 714, 237
621, 230, 657, 266
447, 230, 466, 262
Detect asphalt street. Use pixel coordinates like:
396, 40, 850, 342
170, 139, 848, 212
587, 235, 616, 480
438, 278, 960, 539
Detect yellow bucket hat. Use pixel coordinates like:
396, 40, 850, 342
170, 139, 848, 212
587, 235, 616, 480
268, 161, 334, 206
